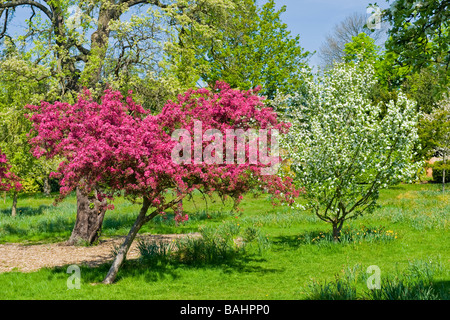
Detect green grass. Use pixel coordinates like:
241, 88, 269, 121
0, 183, 448, 299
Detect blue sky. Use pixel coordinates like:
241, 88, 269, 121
5, 0, 390, 69
270, 0, 390, 67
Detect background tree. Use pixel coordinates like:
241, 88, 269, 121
0, 44, 55, 215
0, 148, 21, 197
422, 98, 450, 191
383, 0, 450, 83
166, 0, 311, 100
27, 83, 300, 284
278, 62, 420, 241
381, 0, 450, 167
318, 11, 386, 69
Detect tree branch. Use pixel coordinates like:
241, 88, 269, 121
121, 0, 168, 9
0, 7, 9, 39
144, 193, 186, 223
0, 0, 53, 20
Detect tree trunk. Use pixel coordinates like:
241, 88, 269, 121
66, 187, 107, 246
443, 154, 446, 193
332, 221, 343, 242
43, 175, 51, 197
11, 191, 17, 217
103, 197, 151, 285
176, 189, 183, 215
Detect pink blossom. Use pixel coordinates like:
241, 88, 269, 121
26, 83, 302, 221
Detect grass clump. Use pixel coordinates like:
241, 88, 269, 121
136, 221, 270, 267
305, 258, 448, 300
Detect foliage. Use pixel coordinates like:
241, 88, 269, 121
0, 50, 54, 194
402, 68, 444, 114
383, 0, 450, 83
420, 98, 450, 189
26, 83, 299, 206
343, 33, 380, 66
0, 0, 245, 112
278, 62, 420, 239
0, 148, 21, 192
318, 12, 386, 69
430, 161, 450, 184
423, 99, 450, 156
167, 0, 311, 100
341, 33, 408, 109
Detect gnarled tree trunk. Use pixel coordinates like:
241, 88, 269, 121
66, 187, 107, 246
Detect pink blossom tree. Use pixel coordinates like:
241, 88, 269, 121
0, 149, 20, 191
0, 149, 22, 216
26, 82, 300, 284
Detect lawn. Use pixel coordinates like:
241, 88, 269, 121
0, 183, 448, 300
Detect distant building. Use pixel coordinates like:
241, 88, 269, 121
426, 157, 442, 177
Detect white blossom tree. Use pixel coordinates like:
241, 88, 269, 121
279, 62, 420, 240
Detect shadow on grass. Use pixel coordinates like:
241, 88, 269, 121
48, 253, 277, 286
118, 253, 277, 283
271, 230, 337, 249
272, 226, 398, 250
0, 205, 53, 217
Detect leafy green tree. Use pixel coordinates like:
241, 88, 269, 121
383, 0, 450, 84
402, 68, 444, 114
422, 98, 450, 191
342, 33, 402, 111
343, 33, 380, 65
318, 12, 386, 69
168, 0, 311, 99
0, 47, 55, 215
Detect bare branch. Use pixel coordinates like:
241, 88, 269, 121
0, 7, 9, 39
121, 0, 168, 9
0, 0, 53, 20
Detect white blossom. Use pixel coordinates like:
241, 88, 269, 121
276, 61, 420, 233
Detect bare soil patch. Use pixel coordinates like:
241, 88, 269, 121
0, 233, 200, 273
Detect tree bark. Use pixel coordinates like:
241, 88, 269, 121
332, 221, 343, 242
43, 175, 51, 197
11, 191, 17, 218
66, 187, 107, 246
102, 194, 185, 284
103, 197, 151, 285
443, 154, 446, 193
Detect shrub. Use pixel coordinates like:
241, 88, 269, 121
136, 222, 271, 266
137, 239, 173, 266
431, 161, 450, 183
297, 225, 399, 246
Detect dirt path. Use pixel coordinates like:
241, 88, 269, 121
0, 233, 199, 273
